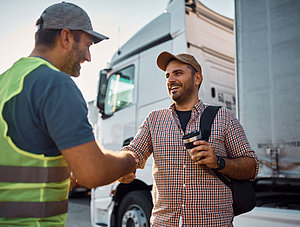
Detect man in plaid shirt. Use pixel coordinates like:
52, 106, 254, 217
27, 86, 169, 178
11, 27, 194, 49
120, 51, 259, 226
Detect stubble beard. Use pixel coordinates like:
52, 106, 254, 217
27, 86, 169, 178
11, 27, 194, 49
61, 45, 81, 77
170, 79, 196, 105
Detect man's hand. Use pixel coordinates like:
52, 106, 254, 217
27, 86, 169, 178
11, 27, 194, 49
118, 151, 139, 184
190, 140, 257, 180
61, 141, 138, 188
118, 173, 136, 184
189, 140, 218, 169
69, 175, 78, 191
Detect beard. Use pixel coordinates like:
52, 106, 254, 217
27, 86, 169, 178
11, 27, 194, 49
61, 44, 83, 77
169, 78, 196, 104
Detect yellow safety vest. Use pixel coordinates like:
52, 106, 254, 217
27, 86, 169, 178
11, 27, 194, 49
0, 57, 70, 226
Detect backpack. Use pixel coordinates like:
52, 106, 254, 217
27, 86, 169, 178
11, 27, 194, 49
200, 106, 256, 216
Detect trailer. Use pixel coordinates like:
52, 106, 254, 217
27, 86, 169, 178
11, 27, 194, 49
233, 0, 300, 225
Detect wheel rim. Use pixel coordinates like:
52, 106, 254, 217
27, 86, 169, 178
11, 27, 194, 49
121, 204, 148, 227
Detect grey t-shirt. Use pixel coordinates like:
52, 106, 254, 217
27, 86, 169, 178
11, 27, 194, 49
3, 64, 95, 157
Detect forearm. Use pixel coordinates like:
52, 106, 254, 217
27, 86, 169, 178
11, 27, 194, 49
191, 141, 257, 180
61, 141, 136, 188
76, 150, 136, 188
101, 150, 136, 182
218, 157, 256, 180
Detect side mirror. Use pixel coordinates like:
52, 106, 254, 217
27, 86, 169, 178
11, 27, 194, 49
96, 69, 109, 114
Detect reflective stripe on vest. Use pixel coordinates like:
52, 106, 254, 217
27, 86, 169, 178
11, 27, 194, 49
0, 166, 70, 183
0, 200, 68, 218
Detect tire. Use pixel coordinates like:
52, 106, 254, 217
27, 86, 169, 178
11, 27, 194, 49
117, 190, 153, 227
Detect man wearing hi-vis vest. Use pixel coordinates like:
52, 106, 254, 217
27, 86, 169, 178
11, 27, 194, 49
0, 2, 137, 226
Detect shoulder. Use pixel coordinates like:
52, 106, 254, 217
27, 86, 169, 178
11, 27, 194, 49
215, 107, 245, 135
216, 107, 235, 120
24, 65, 82, 99
148, 108, 171, 119
28, 65, 75, 86
22, 65, 86, 115
139, 108, 171, 126
211, 106, 238, 128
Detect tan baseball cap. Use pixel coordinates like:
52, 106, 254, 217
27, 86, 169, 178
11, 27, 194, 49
156, 51, 202, 73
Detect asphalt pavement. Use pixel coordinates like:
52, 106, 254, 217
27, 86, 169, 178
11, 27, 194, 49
66, 193, 91, 227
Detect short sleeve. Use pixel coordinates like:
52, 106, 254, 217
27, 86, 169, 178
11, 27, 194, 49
39, 72, 95, 150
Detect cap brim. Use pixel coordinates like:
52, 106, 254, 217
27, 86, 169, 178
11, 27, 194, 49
85, 30, 109, 44
157, 51, 179, 71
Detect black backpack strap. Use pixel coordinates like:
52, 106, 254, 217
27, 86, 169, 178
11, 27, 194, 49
200, 106, 221, 142
200, 106, 231, 188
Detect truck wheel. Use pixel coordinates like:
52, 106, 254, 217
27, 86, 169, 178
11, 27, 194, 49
117, 190, 153, 227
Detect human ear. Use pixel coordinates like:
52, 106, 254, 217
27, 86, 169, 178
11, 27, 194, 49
60, 29, 73, 49
194, 72, 203, 86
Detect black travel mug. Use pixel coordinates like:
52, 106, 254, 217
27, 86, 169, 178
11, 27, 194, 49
182, 131, 201, 158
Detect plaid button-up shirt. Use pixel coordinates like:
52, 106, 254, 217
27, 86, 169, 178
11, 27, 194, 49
122, 100, 258, 226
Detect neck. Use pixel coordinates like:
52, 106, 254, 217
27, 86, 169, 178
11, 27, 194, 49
29, 46, 62, 71
174, 96, 199, 111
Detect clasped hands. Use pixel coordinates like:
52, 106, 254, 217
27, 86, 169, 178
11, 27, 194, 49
118, 151, 139, 184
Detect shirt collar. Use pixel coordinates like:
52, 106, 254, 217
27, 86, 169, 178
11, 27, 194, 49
169, 99, 206, 116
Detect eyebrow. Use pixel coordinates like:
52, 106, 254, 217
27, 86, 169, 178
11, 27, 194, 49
167, 69, 184, 75
172, 69, 184, 73
165, 69, 184, 78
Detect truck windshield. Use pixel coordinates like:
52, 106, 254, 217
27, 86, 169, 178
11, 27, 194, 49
104, 65, 135, 115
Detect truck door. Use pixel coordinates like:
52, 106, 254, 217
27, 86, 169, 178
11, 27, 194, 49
98, 59, 138, 151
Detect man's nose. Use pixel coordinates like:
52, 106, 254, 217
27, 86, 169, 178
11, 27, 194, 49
167, 74, 176, 83
85, 50, 91, 62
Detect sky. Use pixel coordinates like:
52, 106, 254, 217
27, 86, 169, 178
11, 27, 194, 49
0, 0, 234, 102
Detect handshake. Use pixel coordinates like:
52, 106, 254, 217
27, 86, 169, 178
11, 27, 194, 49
66, 142, 140, 190
118, 151, 139, 184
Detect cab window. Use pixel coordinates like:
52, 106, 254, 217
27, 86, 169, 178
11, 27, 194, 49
104, 65, 135, 115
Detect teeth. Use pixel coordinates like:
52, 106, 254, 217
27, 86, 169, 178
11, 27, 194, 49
171, 86, 179, 90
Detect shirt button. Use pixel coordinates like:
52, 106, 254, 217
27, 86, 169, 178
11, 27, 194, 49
182, 204, 185, 207
183, 165, 186, 168
183, 184, 186, 187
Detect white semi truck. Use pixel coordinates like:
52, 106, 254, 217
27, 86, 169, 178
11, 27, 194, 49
91, 0, 235, 226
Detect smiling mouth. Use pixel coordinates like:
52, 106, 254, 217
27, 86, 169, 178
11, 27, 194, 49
170, 86, 180, 90
169, 86, 180, 93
